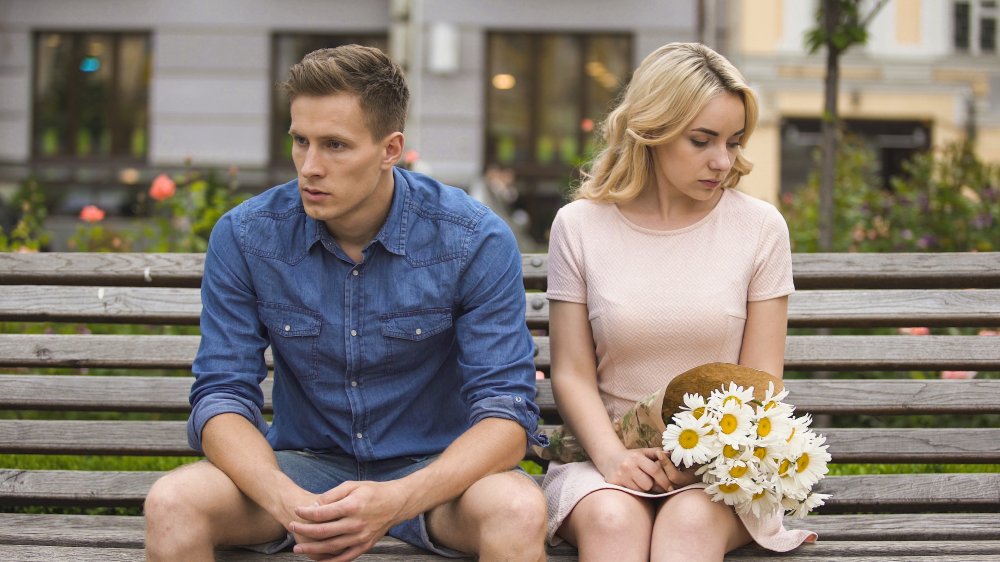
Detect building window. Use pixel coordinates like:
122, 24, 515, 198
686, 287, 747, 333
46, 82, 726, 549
32, 31, 151, 160
954, 1, 999, 54
270, 33, 389, 165
780, 118, 931, 193
485, 32, 631, 242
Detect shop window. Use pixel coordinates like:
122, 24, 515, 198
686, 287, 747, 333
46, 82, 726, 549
32, 31, 151, 161
485, 32, 631, 242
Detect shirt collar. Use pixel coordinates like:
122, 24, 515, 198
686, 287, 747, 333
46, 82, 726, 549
301, 168, 409, 257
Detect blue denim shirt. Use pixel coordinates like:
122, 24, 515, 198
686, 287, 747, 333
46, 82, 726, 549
187, 167, 541, 461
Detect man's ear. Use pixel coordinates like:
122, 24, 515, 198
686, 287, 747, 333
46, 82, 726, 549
382, 132, 404, 170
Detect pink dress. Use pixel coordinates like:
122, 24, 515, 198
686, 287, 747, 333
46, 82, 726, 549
542, 189, 817, 551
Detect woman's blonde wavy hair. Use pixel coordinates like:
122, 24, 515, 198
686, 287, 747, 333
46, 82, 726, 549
574, 42, 758, 202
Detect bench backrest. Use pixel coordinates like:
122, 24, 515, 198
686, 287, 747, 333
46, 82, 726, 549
1, 251, 998, 515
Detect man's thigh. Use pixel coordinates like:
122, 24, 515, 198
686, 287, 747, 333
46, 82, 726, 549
424, 469, 543, 553
147, 460, 288, 547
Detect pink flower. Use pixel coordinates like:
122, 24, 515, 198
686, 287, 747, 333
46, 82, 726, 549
979, 329, 998, 337
149, 173, 177, 201
535, 370, 545, 380
79, 205, 106, 223
403, 149, 420, 166
898, 327, 930, 336
941, 371, 977, 379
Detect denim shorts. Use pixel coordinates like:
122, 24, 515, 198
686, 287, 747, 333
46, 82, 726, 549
241, 449, 464, 557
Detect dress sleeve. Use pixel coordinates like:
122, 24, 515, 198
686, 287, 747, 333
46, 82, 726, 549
546, 205, 588, 304
748, 205, 795, 302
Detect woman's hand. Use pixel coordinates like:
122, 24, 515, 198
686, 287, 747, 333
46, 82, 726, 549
658, 451, 701, 488
596, 447, 674, 493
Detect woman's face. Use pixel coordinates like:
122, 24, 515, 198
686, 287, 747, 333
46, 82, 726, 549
651, 92, 746, 204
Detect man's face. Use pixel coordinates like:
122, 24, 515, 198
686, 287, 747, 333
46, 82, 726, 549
289, 93, 398, 232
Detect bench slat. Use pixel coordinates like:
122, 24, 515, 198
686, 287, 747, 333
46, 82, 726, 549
1, 512, 997, 550
3, 420, 997, 463
4, 252, 1000, 289
4, 543, 1000, 562
0, 286, 551, 329
1, 470, 996, 512
2, 334, 999, 370
3, 375, 999, 416
6, 286, 1000, 328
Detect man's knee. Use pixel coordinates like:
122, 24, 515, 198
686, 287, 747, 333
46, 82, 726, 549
469, 473, 547, 553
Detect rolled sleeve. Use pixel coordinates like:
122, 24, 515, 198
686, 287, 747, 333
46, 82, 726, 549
187, 209, 271, 452
468, 395, 546, 447
454, 212, 545, 447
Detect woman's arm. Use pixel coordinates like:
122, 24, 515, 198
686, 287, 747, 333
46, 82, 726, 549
550, 300, 672, 492
739, 296, 790, 378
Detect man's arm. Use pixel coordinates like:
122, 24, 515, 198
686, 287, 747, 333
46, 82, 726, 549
291, 417, 524, 559
202, 413, 317, 528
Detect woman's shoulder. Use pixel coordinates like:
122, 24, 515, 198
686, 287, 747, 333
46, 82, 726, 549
724, 189, 787, 227
554, 198, 617, 226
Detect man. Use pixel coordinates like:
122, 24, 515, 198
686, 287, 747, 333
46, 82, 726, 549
144, 45, 547, 561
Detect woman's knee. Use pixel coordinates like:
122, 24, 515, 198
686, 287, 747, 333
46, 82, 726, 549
569, 490, 653, 539
480, 475, 547, 538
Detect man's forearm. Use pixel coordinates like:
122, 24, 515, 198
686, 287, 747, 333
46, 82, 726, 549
201, 413, 309, 527
393, 417, 527, 521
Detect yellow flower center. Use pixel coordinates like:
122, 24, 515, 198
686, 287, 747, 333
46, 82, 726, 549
757, 417, 772, 437
778, 459, 792, 476
720, 413, 739, 434
679, 429, 700, 449
722, 444, 740, 458
723, 395, 742, 407
753, 447, 767, 460
693, 406, 705, 419
796, 453, 811, 472
786, 427, 797, 443
752, 490, 767, 500
718, 483, 742, 494
729, 464, 748, 478
764, 400, 777, 410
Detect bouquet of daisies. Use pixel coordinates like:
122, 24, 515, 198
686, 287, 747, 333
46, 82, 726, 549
661, 379, 831, 518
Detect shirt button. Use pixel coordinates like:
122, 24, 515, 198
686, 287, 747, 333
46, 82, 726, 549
415, 328, 422, 335
283, 325, 291, 332
351, 381, 358, 387
356, 433, 363, 439
350, 329, 357, 337
352, 270, 359, 276
515, 396, 522, 403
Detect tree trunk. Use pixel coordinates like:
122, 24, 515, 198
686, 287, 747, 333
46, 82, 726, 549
818, 0, 840, 252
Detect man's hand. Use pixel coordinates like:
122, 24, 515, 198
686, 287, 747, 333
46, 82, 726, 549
290, 480, 409, 562
596, 447, 674, 493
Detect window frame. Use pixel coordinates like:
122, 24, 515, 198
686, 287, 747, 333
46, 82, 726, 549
30, 29, 152, 164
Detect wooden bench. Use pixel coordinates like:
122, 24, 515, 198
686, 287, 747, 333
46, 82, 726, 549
1, 251, 998, 561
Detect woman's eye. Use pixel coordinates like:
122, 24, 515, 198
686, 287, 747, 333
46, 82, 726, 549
691, 139, 708, 147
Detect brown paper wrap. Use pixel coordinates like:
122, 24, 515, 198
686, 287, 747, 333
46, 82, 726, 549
535, 362, 783, 463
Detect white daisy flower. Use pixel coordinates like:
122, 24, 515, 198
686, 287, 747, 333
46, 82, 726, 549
783, 491, 832, 518
663, 410, 718, 468
754, 401, 794, 446
788, 433, 832, 490
747, 482, 782, 518
706, 478, 758, 513
710, 382, 756, 409
681, 392, 710, 421
760, 381, 790, 411
714, 399, 755, 447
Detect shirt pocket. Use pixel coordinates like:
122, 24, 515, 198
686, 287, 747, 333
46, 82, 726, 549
258, 301, 322, 381
380, 308, 453, 373
721, 311, 748, 362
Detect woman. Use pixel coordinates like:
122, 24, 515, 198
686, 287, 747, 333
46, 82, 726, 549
543, 42, 817, 561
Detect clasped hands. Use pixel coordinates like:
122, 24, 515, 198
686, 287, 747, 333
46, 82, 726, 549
597, 447, 700, 494
285, 480, 408, 562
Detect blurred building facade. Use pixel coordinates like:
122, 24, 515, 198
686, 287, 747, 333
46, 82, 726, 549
0, 0, 997, 246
